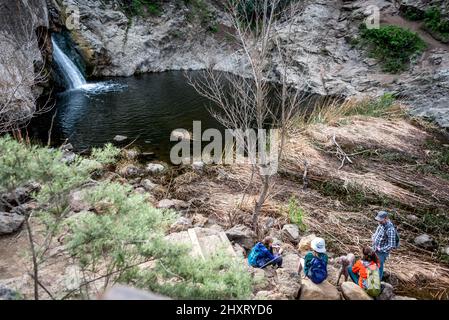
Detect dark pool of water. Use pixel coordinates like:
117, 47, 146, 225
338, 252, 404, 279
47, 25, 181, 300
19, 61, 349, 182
29, 72, 222, 162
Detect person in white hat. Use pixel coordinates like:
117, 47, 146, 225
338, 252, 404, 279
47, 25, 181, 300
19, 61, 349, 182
300, 237, 329, 284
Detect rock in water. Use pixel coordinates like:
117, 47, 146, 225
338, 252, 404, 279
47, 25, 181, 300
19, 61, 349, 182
300, 279, 341, 300
0, 212, 25, 235
414, 234, 437, 250
282, 224, 300, 243
113, 135, 128, 142
225, 224, 256, 250
340, 281, 373, 300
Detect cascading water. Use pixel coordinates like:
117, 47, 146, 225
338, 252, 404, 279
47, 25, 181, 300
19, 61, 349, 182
51, 36, 86, 90
51, 35, 125, 93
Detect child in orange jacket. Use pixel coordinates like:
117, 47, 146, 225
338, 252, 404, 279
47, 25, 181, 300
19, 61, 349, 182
348, 247, 380, 288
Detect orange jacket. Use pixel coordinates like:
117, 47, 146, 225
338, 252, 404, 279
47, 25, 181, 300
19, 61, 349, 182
352, 260, 380, 288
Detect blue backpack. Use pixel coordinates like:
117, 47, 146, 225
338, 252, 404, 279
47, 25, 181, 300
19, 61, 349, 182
247, 243, 264, 267
308, 256, 328, 284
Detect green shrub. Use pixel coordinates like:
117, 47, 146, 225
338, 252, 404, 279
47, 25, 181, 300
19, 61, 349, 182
66, 182, 253, 299
424, 7, 449, 42
287, 196, 307, 231
119, 0, 161, 17
402, 7, 425, 21
360, 25, 426, 73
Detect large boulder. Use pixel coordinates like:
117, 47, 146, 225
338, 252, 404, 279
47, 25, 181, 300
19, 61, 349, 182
282, 224, 300, 243
414, 234, 437, 250
282, 253, 301, 272
225, 224, 256, 250
252, 268, 271, 292
276, 268, 301, 299
299, 279, 341, 300
0, 212, 25, 235
297, 234, 316, 253
340, 281, 373, 300
377, 282, 395, 300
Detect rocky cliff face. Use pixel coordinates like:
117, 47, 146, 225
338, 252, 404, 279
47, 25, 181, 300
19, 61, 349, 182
50, 0, 449, 128
0, 0, 50, 130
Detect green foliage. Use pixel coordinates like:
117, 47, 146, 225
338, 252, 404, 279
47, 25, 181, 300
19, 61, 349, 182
66, 182, 252, 299
90, 143, 120, 165
119, 0, 161, 17
424, 7, 449, 42
184, 0, 216, 30
402, 7, 425, 21
360, 24, 426, 73
287, 196, 306, 231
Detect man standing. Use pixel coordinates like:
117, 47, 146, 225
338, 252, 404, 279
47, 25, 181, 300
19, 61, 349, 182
372, 211, 399, 281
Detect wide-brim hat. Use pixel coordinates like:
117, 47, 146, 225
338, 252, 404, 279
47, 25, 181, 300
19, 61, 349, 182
311, 237, 326, 253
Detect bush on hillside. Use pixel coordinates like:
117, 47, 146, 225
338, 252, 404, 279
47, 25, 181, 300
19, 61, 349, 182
360, 24, 426, 73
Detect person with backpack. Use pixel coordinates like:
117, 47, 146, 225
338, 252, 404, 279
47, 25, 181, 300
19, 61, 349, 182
301, 237, 328, 284
371, 211, 399, 281
247, 236, 283, 269
348, 247, 381, 297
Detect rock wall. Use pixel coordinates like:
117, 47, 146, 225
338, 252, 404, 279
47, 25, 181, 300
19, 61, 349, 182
50, 0, 449, 128
0, 0, 50, 130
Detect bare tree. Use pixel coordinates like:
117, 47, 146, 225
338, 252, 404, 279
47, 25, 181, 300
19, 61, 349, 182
189, 0, 311, 233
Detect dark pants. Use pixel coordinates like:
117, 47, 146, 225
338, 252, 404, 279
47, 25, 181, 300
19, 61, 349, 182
262, 255, 283, 268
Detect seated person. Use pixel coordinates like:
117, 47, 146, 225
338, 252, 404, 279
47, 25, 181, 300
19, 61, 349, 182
348, 246, 381, 295
248, 236, 283, 268
300, 237, 328, 284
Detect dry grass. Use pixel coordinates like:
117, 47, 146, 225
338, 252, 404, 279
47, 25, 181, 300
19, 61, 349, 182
294, 95, 405, 130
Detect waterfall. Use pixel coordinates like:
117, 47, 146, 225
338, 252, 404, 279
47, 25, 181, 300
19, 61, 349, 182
52, 36, 86, 90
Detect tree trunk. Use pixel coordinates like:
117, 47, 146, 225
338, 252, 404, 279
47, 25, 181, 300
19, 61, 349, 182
25, 218, 39, 300
252, 174, 270, 234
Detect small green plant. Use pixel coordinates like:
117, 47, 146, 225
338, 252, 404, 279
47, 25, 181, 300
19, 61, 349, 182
402, 7, 425, 21
119, 0, 161, 17
287, 196, 307, 231
359, 24, 426, 73
424, 7, 449, 42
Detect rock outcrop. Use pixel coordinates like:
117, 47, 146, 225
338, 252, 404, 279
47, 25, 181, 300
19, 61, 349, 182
0, 0, 51, 130
48, 0, 449, 128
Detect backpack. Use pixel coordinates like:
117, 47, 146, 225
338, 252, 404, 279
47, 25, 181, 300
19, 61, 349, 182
308, 256, 327, 284
364, 263, 381, 297
247, 243, 262, 267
